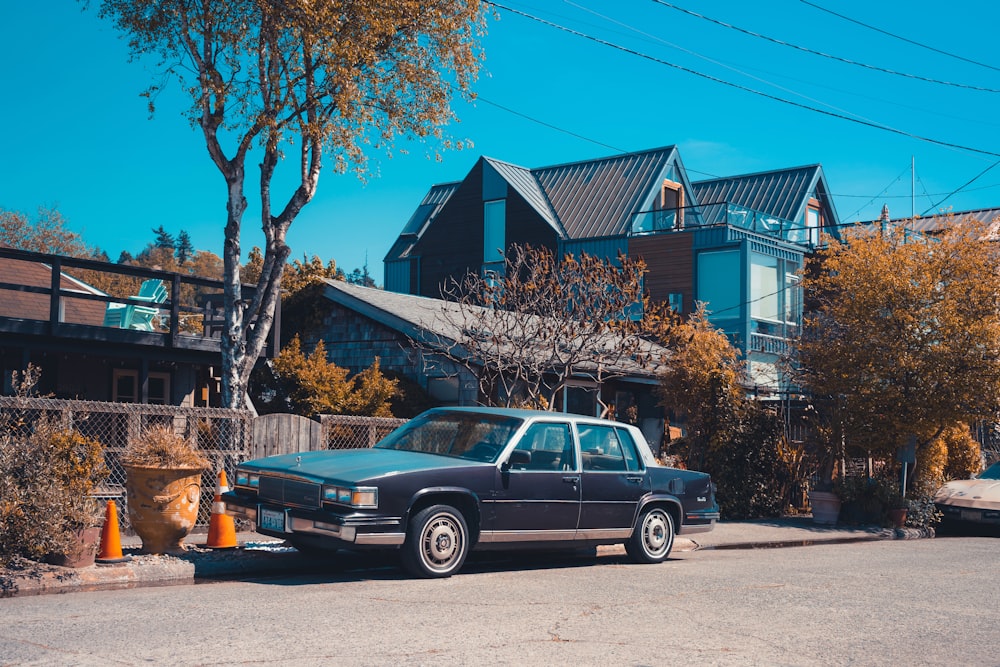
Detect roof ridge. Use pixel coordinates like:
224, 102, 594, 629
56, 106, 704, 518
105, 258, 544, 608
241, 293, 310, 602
693, 164, 822, 185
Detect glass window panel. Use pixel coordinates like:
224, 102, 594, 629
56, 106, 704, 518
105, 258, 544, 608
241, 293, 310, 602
697, 250, 740, 320
750, 253, 780, 321
484, 200, 505, 264
806, 208, 820, 245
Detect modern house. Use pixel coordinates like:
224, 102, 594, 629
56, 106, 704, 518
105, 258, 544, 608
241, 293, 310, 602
0, 246, 275, 407
383, 146, 841, 393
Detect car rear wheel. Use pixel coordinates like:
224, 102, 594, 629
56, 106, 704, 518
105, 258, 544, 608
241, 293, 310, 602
625, 506, 674, 563
401, 504, 470, 578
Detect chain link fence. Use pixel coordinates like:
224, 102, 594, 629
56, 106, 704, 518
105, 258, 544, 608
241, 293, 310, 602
320, 414, 407, 450
0, 396, 252, 532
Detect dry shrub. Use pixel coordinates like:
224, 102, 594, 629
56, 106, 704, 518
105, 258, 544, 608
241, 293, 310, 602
122, 425, 209, 469
0, 420, 108, 565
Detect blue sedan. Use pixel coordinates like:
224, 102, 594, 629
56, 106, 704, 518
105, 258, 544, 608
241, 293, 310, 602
223, 407, 719, 577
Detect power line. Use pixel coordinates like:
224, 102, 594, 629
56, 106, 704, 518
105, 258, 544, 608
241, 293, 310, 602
799, 0, 1000, 74
920, 160, 1000, 216
470, 94, 628, 153
651, 0, 1000, 93
484, 2, 1000, 159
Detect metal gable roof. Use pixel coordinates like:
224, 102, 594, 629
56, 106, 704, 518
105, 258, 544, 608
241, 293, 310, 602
384, 182, 461, 262
532, 146, 681, 239
483, 157, 563, 236
693, 165, 824, 223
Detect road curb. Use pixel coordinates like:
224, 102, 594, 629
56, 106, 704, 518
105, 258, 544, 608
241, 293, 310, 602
1, 526, 933, 597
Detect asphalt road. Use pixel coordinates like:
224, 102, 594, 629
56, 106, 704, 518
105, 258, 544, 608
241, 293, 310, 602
1, 537, 996, 666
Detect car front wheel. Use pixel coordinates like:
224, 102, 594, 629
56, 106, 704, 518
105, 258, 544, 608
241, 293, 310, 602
625, 506, 674, 563
401, 504, 469, 578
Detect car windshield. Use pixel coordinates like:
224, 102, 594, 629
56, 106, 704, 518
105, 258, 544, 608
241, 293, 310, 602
979, 461, 1000, 480
375, 411, 523, 463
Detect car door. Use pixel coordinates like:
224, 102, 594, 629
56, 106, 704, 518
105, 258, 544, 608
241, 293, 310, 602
577, 424, 649, 538
482, 421, 581, 544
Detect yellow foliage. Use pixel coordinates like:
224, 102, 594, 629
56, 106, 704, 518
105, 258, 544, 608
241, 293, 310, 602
272, 336, 398, 418
798, 218, 1000, 458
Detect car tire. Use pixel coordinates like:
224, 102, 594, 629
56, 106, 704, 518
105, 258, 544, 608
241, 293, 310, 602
625, 506, 674, 564
401, 504, 469, 578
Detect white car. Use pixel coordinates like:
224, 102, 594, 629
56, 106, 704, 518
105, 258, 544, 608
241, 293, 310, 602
934, 461, 1000, 527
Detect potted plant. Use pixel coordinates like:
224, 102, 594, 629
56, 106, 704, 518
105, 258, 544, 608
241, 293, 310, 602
0, 415, 109, 568
806, 434, 843, 525
122, 425, 210, 554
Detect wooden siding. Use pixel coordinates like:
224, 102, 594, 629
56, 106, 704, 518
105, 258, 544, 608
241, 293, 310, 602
311, 302, 419, 377
629, 234, 694, 314
412, 160, 486, 297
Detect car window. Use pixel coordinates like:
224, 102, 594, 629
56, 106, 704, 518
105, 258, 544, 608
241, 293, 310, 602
579, 425, 627, 471
979, 461, 1000, 480
512, 422, 575, 471
376, 411, 522, 462
616, 428, 642, 472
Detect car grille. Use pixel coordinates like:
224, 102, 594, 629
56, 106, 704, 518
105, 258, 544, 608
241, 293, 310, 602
258, 476, 321, 509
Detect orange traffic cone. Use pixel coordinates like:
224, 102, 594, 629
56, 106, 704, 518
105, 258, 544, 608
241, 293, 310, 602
96, 500, 130, 564
205, 470, 238, 549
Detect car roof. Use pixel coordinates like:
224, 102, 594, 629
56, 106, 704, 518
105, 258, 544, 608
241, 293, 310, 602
427, 406, 633, 428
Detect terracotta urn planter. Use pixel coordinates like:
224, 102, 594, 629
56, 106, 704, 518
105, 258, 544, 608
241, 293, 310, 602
809, 490, 842, 525
44, 526, 101, 568
124, 465, 204, 554
888, 507, 908, 528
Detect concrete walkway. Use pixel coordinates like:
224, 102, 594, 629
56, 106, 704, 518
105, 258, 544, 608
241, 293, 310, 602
1, 517, 924, 597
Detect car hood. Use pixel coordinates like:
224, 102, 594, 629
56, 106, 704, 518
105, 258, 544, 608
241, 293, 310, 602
241, 448, 484, 485
934, 478, 1000, 508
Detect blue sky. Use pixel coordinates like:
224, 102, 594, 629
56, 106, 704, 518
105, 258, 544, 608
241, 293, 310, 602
3, 1, 999, 284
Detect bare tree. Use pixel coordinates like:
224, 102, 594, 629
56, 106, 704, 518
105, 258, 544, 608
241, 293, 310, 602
414, 245, 672, 411
94, 0, 485, 408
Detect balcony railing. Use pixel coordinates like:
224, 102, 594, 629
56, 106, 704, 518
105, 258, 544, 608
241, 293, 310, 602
0, 246, 276, 356
631, 202, 812, 246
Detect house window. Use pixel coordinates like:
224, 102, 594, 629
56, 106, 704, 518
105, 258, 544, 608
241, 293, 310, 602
113, 369, 170, 404
806, 198, 822, 246
483, 199, 506, 271
750, 254, 780, 322
697, 249, 740, 322
668, 292, 683, 313
655, 179, 684, 230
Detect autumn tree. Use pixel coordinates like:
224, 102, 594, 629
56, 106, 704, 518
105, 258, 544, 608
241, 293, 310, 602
795, 218, 1000, 469
0, 207, 97, 257
416, 244, 672, 411
94, 0, 485, 409
253, 336, 397, 418
657, 307, 789, 518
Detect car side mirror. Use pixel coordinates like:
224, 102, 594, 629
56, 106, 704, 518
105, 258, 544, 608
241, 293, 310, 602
503, 449, 532, 471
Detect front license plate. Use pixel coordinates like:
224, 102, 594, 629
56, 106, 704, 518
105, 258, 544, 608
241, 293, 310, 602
259, 507, 288, 533
960, 510, 980, 521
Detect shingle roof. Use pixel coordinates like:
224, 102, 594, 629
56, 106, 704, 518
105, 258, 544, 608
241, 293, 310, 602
905, 207, 1000, 233
320, 279, 668, 380
0, 256, 106, 324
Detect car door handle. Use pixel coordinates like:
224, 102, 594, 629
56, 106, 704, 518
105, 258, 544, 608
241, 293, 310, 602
626, 475, 644, 484
562, 476, 580, 484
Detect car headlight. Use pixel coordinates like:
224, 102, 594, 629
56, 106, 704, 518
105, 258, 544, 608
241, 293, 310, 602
323, 485, 378, 509
235, 469, 260, 488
